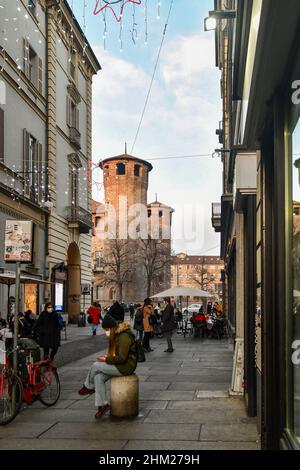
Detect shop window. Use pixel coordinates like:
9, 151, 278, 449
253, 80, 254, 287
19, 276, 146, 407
291, 121, 300, 444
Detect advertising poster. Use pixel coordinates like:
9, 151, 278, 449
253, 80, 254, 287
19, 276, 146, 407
4, 220, 33, 263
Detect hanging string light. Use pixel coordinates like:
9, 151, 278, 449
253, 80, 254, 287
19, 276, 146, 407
144, 0, 148, 45
157, 0, 161, 20
130, 2, 138, 45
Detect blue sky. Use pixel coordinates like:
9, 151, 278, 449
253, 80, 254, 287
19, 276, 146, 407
72, 0, 222, 255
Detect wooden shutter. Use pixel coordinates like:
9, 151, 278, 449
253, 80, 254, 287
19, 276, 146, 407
0, 108, 4, 162
75, 107, 79, 131
66, 96, 71, 127
38, 57, 43, 94
24, 38, 30, 79
23, 129, 30, 197
37, 142, 43, 203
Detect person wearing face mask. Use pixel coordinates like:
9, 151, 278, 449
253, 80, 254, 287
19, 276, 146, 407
78, 314, 137, 419
33, 302, 61, 361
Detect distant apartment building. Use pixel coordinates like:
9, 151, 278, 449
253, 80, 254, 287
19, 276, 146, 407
171, 253, 224, 301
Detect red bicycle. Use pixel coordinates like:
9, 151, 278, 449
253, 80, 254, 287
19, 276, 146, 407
0, 333, 60, 425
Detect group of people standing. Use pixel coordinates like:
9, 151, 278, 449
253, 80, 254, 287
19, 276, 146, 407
133, 297, 176, 353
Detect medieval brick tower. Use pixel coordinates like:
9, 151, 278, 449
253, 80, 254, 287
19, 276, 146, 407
99, 150, 154, 302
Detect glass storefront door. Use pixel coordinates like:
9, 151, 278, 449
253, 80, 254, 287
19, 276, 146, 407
291, 120, 300, 443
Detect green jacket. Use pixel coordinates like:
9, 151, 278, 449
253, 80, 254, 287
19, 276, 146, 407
105, 322, 137, 375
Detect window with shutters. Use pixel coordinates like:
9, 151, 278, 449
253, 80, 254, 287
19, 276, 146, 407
0, 108, 4, 162
24, 39, 42, 93
69, 166, 79, 208
28, 0, 36, 16
23, 129, 43, 203
70, 48, 77, 81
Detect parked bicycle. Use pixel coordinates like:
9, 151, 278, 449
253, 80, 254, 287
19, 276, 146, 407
0, 330, 60, 425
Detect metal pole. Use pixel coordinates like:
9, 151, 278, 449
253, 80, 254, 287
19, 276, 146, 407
13, 262, 20, 373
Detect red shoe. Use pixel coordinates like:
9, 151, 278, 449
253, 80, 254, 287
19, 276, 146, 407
95, 404, 110, 419
78, 385, 95, 396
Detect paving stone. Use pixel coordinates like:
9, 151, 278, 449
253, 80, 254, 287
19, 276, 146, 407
167, 382, 230, 391
123, 440, 260, 450
139, 382, 170, 391
0, 423, 58, 439
139, 401, 169, 410
0, 439, 127, 450
144, 410, 251, 424
167, 399, 247, 412
139, 390, 195, 401
39, 422, 201, 441
200, 424, 259, 442
27, 399, 77, 410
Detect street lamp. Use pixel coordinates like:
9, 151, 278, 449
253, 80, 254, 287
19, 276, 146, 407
204, 10, 236, 32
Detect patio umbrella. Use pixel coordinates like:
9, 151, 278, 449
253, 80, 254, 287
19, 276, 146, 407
151, 286, 213, 298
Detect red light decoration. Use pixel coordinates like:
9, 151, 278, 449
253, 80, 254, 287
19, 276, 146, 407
93, 0, 142, 23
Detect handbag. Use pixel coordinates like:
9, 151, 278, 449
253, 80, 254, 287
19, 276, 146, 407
87, 315, 93, 324
136, 340, 146, 362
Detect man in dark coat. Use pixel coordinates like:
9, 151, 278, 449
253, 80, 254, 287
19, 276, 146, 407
161, 297, 175, 353
33, 302, 61, 361
109, 301, 125, 323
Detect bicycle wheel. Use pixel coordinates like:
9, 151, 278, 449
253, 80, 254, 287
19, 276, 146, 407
0, 371, 23, 425
38, 364, 60, 406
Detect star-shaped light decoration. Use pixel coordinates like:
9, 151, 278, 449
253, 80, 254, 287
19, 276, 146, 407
93, 0, 142, 23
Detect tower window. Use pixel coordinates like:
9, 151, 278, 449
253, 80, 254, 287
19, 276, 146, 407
117, 163, 126, 175
148, 209, 152, 218
159, 210, 163, 218
134, 164, 140, 176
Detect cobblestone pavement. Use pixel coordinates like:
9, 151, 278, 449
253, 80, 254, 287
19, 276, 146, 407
0, 327, 261, 450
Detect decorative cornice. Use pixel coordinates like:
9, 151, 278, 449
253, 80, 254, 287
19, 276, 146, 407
68, 153, 82, 169
67, 83, 81, 105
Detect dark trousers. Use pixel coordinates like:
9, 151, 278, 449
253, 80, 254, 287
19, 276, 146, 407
142, 332, 151, 350
44, 346, 59, 361
164, 330, 174, 350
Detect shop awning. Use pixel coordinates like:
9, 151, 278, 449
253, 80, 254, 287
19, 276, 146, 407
0, 273, 51, 286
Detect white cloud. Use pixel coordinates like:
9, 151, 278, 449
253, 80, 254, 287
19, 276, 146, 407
91, 33, 222, 255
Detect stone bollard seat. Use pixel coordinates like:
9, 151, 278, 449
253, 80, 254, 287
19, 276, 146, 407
110, 374, 139, 418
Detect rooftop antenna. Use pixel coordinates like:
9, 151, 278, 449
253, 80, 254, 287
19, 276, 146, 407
125, 142, 127, 154
155, 192, 158, 202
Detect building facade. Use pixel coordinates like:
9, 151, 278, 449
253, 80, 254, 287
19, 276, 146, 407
209, 0, 300, 450
171, 253, 224, 301
0, 0, 100, 322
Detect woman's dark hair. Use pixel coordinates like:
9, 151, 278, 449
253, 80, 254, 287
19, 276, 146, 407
44, 302, 53, 310
144, 298, 152, 305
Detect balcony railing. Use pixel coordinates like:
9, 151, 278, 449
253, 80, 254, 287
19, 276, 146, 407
211, 202, 221, 233
69, 127, 81, 150
66, 206, 92, 233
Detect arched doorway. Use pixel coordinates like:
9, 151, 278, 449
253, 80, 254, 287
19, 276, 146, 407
67, 242, 81, 324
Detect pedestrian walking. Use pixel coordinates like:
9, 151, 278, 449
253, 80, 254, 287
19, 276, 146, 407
23, 310, 36, 337
109, 301, 125, 323
87, 302, 102, 336
142, 298, 154, 352
129, 304, 135, 321
133, 303, 144, 342
78, 314, 137, 419
33, 302, 61, 361
161, 297, 176, 352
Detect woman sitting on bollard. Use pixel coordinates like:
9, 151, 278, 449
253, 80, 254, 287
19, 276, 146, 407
78, 314, 137, 419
